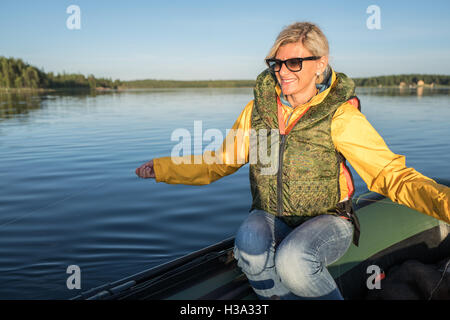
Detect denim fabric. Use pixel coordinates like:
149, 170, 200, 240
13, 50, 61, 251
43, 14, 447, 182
233, 209, 353, 300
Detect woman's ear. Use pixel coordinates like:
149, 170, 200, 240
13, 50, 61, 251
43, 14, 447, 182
317, 56, 329, 74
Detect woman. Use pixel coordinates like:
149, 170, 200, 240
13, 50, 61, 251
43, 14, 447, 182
135, 22, 450, 300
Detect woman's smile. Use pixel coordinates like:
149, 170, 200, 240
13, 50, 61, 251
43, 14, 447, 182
279, 77, 298, 90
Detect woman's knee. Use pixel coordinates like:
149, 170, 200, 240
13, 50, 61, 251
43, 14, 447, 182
274, 234, 320, 287
275, 243, 342, 298
233, 211, 274, 275
234, 211, 273, 254
274, 215, 352, 296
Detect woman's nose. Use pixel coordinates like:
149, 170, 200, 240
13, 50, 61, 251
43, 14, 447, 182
279, 62, 290, 76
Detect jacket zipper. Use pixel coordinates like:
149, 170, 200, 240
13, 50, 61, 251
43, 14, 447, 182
277, 134, 287, 215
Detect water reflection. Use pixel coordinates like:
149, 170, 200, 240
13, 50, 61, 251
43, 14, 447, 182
0, 89, 115, 120
0, 92, 43, 119
417, 86, 423, 98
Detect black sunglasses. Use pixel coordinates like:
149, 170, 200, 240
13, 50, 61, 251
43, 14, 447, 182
265, 56, 321, 72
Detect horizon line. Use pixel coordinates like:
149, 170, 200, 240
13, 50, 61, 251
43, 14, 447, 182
122, 73, 450, 82
2, 56, 450, 82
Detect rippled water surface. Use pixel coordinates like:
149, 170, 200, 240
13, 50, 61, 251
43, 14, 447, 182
0, 87, 449, 299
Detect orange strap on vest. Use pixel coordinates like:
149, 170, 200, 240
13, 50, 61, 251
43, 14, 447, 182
341, 96, 360, 198
347, 96, 361, 111
276, 96, 312, 135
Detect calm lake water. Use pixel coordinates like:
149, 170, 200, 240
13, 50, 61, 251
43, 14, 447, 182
0, 86, 449, 299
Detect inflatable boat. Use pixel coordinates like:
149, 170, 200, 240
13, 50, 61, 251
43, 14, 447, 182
72, 180, 450, 300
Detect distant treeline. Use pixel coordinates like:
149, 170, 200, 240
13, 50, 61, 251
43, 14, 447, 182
0, 57, 120, 90
353, 74, 450, 87
1, 56, 449, 90
120, 74, 450, 88
120, 79, 255, 88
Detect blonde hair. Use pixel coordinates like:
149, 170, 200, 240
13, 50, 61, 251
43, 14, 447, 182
266, 22, 331, 83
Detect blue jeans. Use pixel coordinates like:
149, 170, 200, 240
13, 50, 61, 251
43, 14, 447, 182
233, 209, 354, 300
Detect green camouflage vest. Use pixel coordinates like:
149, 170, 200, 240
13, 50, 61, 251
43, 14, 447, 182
249, 69, 356, 227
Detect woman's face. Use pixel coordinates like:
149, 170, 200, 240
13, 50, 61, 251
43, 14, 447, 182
274, 42, 324, 98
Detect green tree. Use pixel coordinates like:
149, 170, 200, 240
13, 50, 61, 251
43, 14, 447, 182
14, 76, 22, 88
87, 75, 96, 89
1, 58, 11, 88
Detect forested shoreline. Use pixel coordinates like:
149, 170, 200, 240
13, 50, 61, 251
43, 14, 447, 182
1, 56, 449, 90
353, 74, 449, 87
0, 57, 120, 90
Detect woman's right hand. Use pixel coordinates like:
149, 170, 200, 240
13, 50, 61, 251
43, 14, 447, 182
135, 160, 156, 179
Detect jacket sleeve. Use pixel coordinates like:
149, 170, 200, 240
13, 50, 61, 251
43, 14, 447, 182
331, 102, 450, 224
153, 100, 254, 185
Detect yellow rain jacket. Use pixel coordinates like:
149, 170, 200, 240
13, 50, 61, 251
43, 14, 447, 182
152, 70, 450, 224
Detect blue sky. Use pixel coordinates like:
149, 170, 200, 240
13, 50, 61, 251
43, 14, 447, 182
0, 0, 449, 80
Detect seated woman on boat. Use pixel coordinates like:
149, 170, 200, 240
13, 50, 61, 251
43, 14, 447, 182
135, 22, 450, 300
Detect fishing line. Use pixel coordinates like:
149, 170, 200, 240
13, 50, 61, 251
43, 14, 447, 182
0, 187, 397, 231
354, 197, 402, 206
428, 258, 450, 300
0, 179, 110, 230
